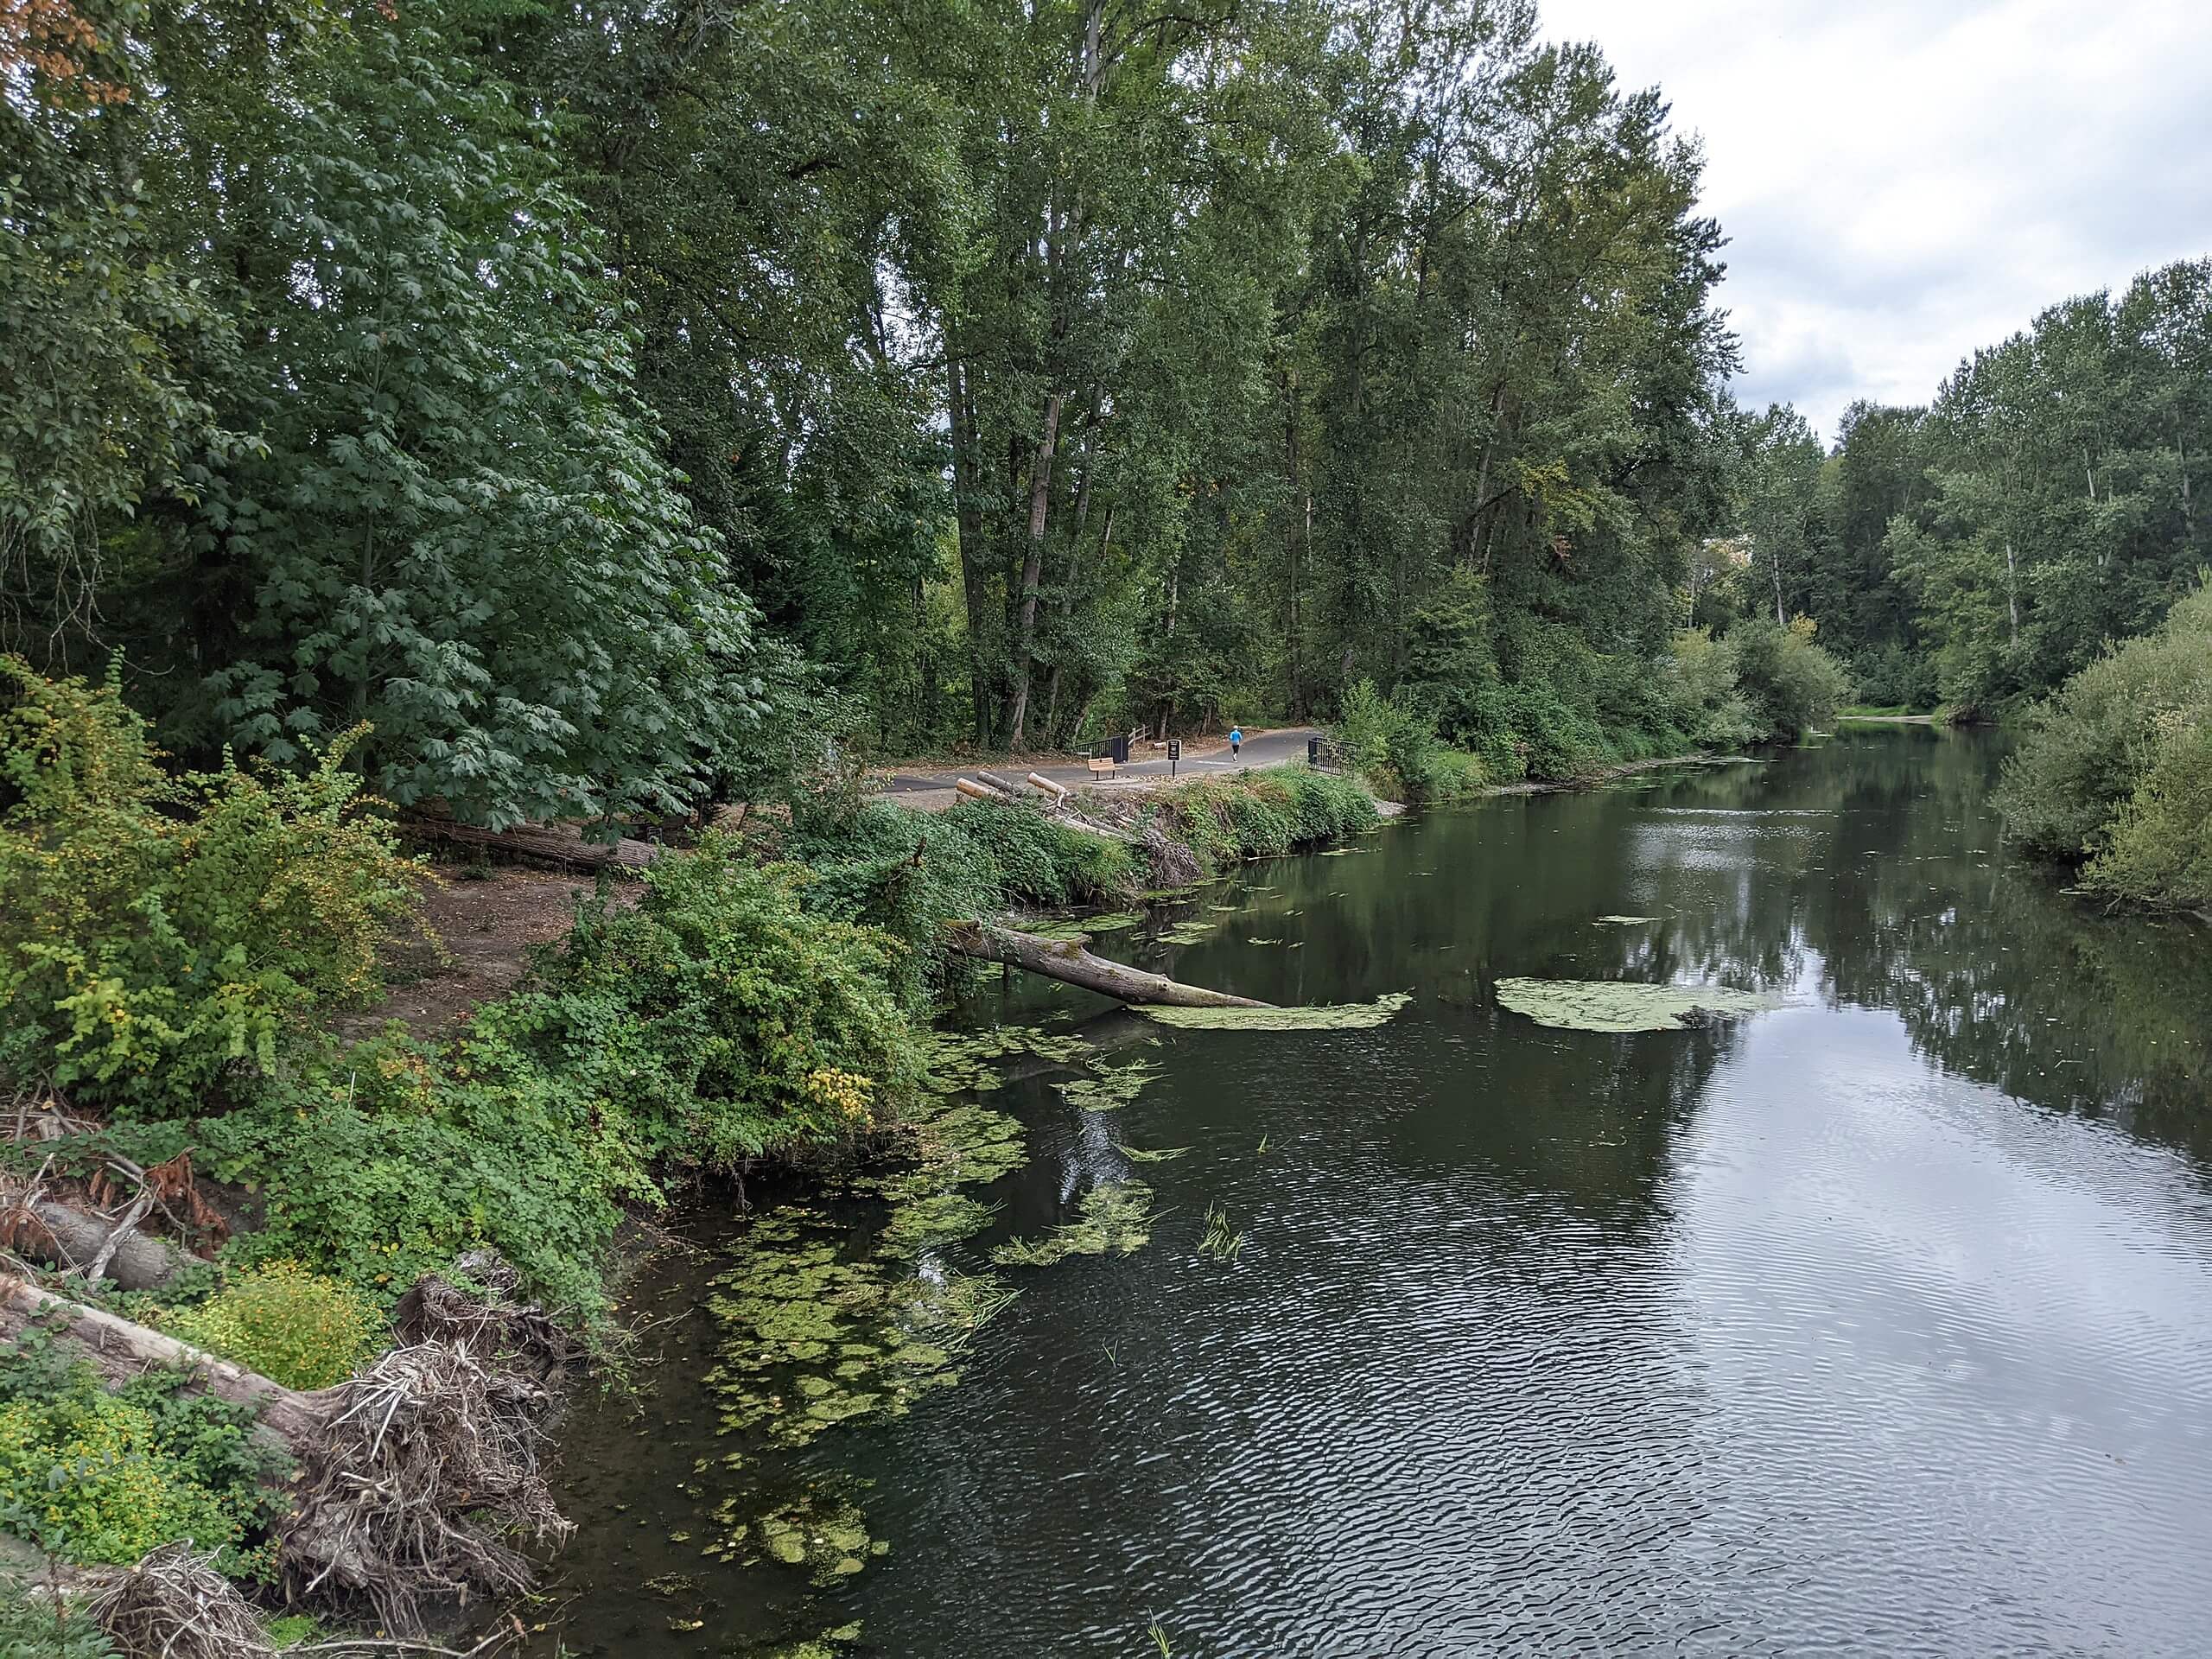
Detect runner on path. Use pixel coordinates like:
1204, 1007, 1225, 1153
1229, 725, 1243, 760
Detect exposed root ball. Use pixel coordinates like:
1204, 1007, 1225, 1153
89, 1541, 276, 1659
1142, 826, 1201, 889
391, 1249, 572, 1382
281, 1341, 573, 1636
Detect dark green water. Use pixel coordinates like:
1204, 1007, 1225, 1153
531, 728, 2212, 1657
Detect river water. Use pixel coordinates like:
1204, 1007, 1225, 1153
529, 727, 2212, 1657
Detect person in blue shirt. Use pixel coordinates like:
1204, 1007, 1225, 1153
1228, 725, 1243, 760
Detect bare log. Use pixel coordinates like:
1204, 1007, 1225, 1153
947, 921, 1269, 1007
0, 1274, 331, 1445
954, 777, 1007, 803
403, 817, 658, 874
1026, 772, 1070, 802
28, 1198, 187, 1292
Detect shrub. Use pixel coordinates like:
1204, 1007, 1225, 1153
0, 659, 421, 1116
1664, 628, 1762, 749
167, 1261, 383, 1390
0, 1591, 118, 1659
1996, 586, 2212, 863
1726, 617, 1851, 741
1336, 680, 1446, 800
0, 1341, 282, 1572
2082, 710, 2212, 910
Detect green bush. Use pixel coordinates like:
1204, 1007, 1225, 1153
1665, 628, 1763, 748
2084, 710, 2212, 910
1336, 680, 1447, 800
1997, 586, 2212, 864
0, 660, 421, 1115
200, 837, 929, 1322
0, 1590, 118, 1659
0, 1340, 283, 1573
1725, 617, 1851, 741
166, 1261, 383, 1390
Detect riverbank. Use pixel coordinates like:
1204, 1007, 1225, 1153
0, 717, 1386, 1652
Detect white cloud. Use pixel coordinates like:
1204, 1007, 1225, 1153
1538, 0, 2212, 439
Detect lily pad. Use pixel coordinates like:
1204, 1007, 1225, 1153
1492, 976, 1778, 1033
1141, 992, 1412, 1030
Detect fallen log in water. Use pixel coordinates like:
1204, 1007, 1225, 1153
947, 920, 1269, 1008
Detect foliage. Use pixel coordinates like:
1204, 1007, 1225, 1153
1153, 767, 1377, 868
194, 836, 930, 1322
0, 1336, 283, 1573
1664, 629, 1762, 748
1998, 585, 2212, 910
0, 1587, 119, 1659
165, 1262, 383, 1391
1335, 680, 1441, 801
1722, 617, 1852, 741
2083, 712, 2212, 911
0, 660, 419, 1114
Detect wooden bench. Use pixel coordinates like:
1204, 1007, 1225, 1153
1087, 755, 1117, 779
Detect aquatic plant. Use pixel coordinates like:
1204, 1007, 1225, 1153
1141, 993, 1413, 1030
921, 1026, 1091, 1095
710, 1485, 888, 1586
991, 1181, 1155, 1268
1593, 915, 1658, 925
1491, 976, 1777, 1032
1116, 1144, 1190, 1164
1198, 1205, 1243, 1263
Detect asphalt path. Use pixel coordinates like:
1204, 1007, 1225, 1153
875, 727, 1325, 794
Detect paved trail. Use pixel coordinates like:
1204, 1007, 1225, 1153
874, 728, 1325, 795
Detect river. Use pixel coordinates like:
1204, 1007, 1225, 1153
524, 726, 2212, 1657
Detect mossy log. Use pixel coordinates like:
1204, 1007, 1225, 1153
403, 816, 659, 873
947, 920, 1268, 1007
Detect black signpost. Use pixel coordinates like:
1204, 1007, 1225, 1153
1167, 738, 1180, 778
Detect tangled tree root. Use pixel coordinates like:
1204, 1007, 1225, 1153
281, 1340, 572, 1637
391, 1250, 572, 1382
89, 1541, 276, 1659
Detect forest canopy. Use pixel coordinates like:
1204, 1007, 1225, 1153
3, 0, 2205, 819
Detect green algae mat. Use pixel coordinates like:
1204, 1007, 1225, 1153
1492, 977, 1777, 1033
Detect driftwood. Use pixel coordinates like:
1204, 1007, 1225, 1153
948, 920, 1268, 1007
403, 817, 659, 874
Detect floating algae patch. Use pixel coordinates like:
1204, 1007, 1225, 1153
707, 1212, 1017, 1449
1492, 976, 1779, 1033
1053, 1058, 1164, 1113
710, 1483, 890, 1587
1593, 914, 1659, 925
1142, 992, 1413, 1031
1160, 918, 1220, 945
922, 1025, 1091, 1094
992, 1180, 1155, 1268
1020, 911, 1144, 942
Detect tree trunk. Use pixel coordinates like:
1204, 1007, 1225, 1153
22, 1202, 188, 1293
1007, 392, 1066, 750
2005, 541, 2020, 644
404, 817, 658, 874
947, 923, 1268, 1007
949, 354, 993, 743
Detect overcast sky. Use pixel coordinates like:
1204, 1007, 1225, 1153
1538, 0, 2212, 442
